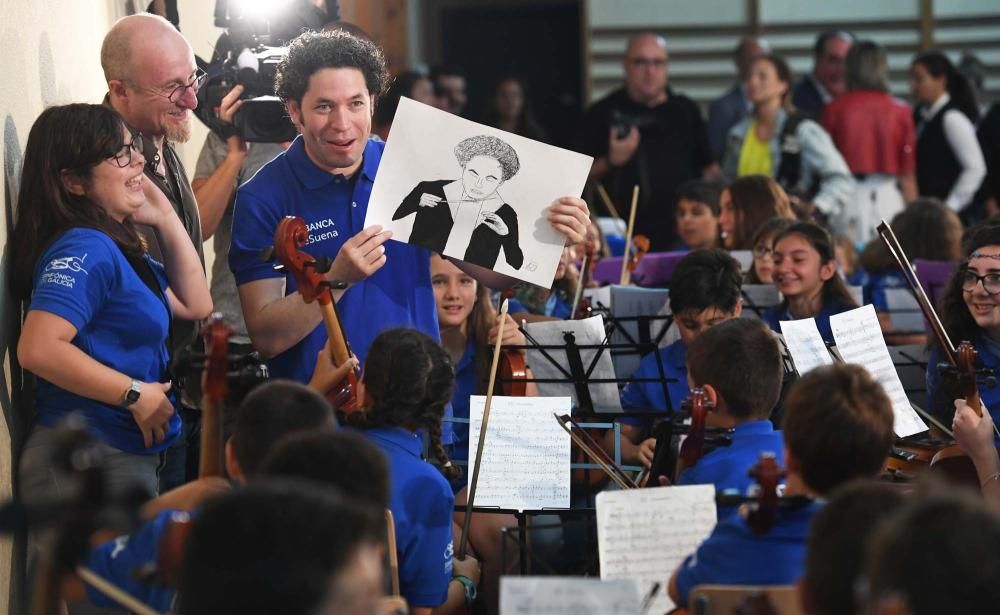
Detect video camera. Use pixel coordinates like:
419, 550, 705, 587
195, 0, 335, 142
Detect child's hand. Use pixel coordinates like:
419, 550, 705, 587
308, 341, 359, 396
638, 437, 657, 468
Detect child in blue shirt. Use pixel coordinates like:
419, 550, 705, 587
761, 222, 857, 344
615, 249, 744, 468
668, 363, 895, 607
675, 318, 786, 516
354, 328, 480, 614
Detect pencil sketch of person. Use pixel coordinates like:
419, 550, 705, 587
392, 134, 524, 270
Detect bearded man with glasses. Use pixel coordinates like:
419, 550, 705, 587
101, 13, 210, 495
580, 32, 718, 251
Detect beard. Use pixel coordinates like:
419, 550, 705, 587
164, 115, 192, 143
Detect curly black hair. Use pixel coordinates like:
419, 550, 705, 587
354, 328, 460, 480
454, 135, 520, 181
275, 29, 389, 105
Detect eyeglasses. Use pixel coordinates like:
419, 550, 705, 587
960, 270, 1000, 295
135, 68, 208, 103
627, 58, 668, 69
110, 133, 144, 168
754, 245, 774, 258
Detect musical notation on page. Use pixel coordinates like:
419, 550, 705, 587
468, 396, 572, 511
596, 485, 716, 614
499, 576, 641, 615
830, 305, 928, 438
779, 318, 834, 375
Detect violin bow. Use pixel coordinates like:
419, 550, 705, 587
458, 299, 509, 558
554, 413, 638, 490
384, 509, 401, 598
595, 183, 623, 221
618, 185, 640, 286
571, 253, 589, 319
75, 567, 161, 615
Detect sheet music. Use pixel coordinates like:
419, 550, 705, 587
468, 396, 571, 510
500, 577, 640, 615
609, 285, 670, 378
524, 316, 622, 413
830, 305, 928, 437
596, 485, 717, 614
779, 318, 834, 375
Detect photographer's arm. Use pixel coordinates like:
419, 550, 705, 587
588, 126, 640, 181
193, 86, 247, 239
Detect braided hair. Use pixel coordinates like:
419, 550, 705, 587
359, 328, 461, 480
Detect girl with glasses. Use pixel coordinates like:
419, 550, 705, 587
12, 104, 211, 505
761, 222, 857, 344
929, 224, 1000, 431
746, 216, 795, 284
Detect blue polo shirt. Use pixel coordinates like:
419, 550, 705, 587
29, 228, 179, 454
229, 136, 440, 382
677, 420, 785, 517
674, 500, 823, 605
619, 339, 689, 427
928, 336, 1000, 444
761, 297, 856, 344
449, 339, 478, 463
85, 509, 183, 611
364, 426, 453, 608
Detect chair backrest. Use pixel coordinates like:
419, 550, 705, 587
913, 259, 958, 338
592, 256, 624, 285
632, 250, 688, 287
689, 584, 802, 615
913, 259, 957, 312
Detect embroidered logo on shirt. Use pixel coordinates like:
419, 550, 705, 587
109, 535, 129, 559
39, 272, 77, 288
305, 218, 339, 245
45, 254, 89, 274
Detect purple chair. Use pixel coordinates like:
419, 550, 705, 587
592, 256, 625, 285
632, 251, 688, 287
914, 259, 957, 336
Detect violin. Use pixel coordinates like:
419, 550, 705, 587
265, 216, 361, 413
496, 289, 528, 396
715, 453, 812, 535
876, 221, 985, 486
198, 314, 232, 478
676, 388, 714, 478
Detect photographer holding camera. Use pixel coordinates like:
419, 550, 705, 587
580, 33, 717, 251
192, 85, 286, 349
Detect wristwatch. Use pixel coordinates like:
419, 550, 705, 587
120, 379, 142, 408
453, 574, 477, 606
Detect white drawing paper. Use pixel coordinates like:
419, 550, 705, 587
467, 396, 572, 511
779, 318, 834, 375
499, 576, 641, 615
830, 305, 928, 438
366, 97, 593, 287
596, 485, 717, 615
523, 315, 622, 413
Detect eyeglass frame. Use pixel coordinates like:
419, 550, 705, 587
126, 68, 207, 103
626, 57, 668, 69
753, 244, 775, 258
960, 269, 1000, 295
109, 133, 145, 168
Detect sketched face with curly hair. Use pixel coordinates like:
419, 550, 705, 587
454, 135, 519, 201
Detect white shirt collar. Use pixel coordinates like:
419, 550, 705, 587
921, 93, 951, 121
809, 74, 832, 103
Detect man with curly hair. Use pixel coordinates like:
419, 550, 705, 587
228, 29, 589, 386
393, 134, 524, 270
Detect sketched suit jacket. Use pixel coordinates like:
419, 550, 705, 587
393, 179, 524, 270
